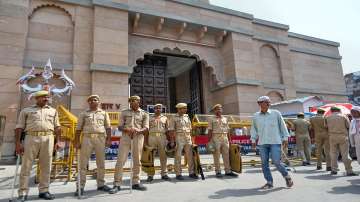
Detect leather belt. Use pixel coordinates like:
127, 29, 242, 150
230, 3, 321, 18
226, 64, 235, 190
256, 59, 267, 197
213, 133, 228, 137
176, 132, 191, 136
149, 132, 165, 136
27, 131, 53, 136
83, 133, 105, 138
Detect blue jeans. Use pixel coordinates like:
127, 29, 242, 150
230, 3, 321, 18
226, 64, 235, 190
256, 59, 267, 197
259, 144, 289, 185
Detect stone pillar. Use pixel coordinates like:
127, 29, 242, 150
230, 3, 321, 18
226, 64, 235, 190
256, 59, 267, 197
71, 6, 94, 115
278, 45, 297, 99
91, 6, 131, 110
228, 32, 261, 115
0, 0, 29, 157
217, 33, 240, 113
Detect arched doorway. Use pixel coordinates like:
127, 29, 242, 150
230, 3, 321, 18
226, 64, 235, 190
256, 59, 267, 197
129, 50, 205, 116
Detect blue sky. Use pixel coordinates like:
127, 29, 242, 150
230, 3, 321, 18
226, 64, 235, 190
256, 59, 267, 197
210, 0, 360, 74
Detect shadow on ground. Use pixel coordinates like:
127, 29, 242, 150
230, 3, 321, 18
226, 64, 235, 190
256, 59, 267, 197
208, 187, 286, 199
305, 174, 344, 180
328, 184, 360, 195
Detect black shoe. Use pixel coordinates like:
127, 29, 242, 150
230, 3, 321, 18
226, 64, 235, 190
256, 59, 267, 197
17, 195, 27, 202
189, 173, 199, 179
285, 177, 294, 188
225, 172, 238, 177
39, 192, 55, 200
326, 167, 332, 171
109, 186, 121, 194
215, 172, 223, 178
176, 175, 184, 180
132, 184, 147, 191
330, 171, 338, 175
316, 166, 322, 170
97, 185, 112, 192
306, 162, 311, 165
260, 183, 274, 189
74, 188, 84, 196
346, 172, 358, 176
161, 175, 171, 181
147, 176, 154, 182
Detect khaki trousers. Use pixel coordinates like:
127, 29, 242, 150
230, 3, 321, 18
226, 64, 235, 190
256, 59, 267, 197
79, 134, 106, 188
212, 134, 230, 173
175, 134, 193, 176
114, 134, 144, 185
148, 133, 168, 176
296, 135, 311, 162
315, 135, 331, 167
19, 135, 54, 196
329, 135, 353, 173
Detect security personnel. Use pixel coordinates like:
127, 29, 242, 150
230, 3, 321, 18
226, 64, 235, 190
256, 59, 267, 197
74, 95, 112, 195
110, 96, 149, 193
325, 106, 357, 175
310, 108, 331, 171
293, 113, 311, 165
168, 103, 198, 180
15, 90, 62, 201
145, 104, 170, 182
208, 104, 238, 178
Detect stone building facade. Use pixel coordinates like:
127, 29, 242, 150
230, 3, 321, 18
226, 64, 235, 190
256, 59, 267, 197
0, 0, 347, 157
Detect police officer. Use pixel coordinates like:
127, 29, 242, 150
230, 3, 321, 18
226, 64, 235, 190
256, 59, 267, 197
310, 108, 331, 171
110, 96, 149, 193
168, 103, 198, 180
325, 106, 357, 175
293, 113, 311, 165
208, 104, 238, 178
15, 90, 62, 201
145, 104, 170, 182
74, 95, 112, 195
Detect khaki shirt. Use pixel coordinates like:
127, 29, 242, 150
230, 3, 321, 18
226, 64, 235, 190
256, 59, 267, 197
76, 108, 111, 134
293, 118, 311, 136
208, 116, 229, 134
15, 105, 60, 132
119, 108, 149, 130
325, 112, 350, 136
168, 114, 192, 133
149, 114, 168, 133
310, 115, 328, 137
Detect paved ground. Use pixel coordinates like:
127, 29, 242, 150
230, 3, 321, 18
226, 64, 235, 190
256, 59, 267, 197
1, 155, 360, 202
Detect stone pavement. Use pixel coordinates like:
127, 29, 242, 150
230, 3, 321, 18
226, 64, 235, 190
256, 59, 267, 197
0, 155, 359, 202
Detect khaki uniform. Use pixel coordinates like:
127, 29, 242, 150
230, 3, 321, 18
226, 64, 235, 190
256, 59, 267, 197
325, 112, 353, 173
148, 114, 168, 176
113, 108, 149, 185
15, 105, 60, 195
208, 116, 231, 173
310, 115, 331, 168
77, 108, 111, 188
168, 114, 194, 176
293, 118, 311, 162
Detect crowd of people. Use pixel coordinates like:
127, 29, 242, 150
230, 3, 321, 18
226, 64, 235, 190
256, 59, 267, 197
12, 91, 360, 201
291, 103, 359, 176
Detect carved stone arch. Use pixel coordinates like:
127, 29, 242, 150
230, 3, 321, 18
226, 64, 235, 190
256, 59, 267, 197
260, 44, 283, 85
260, 43, 280, 57
200, 59, 220, 87
29, 4, 74, 24
129, 46, 222, 86
267, 90, 284, 103
24, 4, 74, 66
